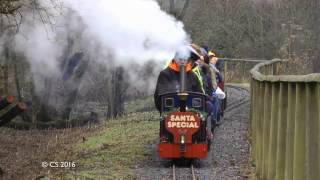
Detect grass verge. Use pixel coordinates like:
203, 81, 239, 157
66, 111, 159, 179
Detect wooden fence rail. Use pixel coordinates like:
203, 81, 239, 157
250, 59, 320, 180
219, 58, 265, 83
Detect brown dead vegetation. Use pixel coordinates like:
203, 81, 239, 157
0, 126, 100, 180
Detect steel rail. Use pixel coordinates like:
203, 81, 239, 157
172, 164, 176, 180
191, 164, 196, 180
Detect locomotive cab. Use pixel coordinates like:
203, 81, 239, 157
157, 91, 209, 159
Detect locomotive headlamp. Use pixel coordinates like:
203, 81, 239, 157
164, 98, 174, 107
180, 134, 185, 144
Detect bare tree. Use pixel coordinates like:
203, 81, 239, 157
0, 0, 61, 33
158, 0, 191, 21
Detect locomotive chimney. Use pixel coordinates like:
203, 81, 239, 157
178, 65, 188, 112
179, 65, 186, 93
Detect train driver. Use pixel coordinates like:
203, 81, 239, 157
154, 45, 203, 111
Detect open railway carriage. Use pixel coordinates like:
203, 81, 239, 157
157, 65, 211, 159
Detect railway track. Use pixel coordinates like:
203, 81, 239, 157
171, 164, 198, 180
225, 84, 250, 93
225, 85, 250, 112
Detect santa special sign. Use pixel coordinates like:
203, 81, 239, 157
167, 114, 199, 128
165, 112, 200, 144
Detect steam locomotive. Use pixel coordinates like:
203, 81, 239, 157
157, 91, 211, 158
157, 66, 213, 159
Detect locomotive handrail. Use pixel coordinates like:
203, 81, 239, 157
158, 91, 207, 97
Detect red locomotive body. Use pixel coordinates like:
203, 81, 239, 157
157, 92, 211, 159
158, 111, 208, 158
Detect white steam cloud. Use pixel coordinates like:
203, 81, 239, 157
65, 0, 189, 62
12, 0, 191, 77
9, 0, 190, 97
14, 25, 62, 76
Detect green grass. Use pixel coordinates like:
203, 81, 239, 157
67, 111, 159, 179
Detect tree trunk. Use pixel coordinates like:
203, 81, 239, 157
106, 67, 126, 119
178, 0, 191, 21
169, 0, 175, 14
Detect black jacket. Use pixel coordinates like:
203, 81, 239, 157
154, 65, 203, 111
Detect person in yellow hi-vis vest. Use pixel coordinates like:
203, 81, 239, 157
189, 44, 206, 94
192, 65, 205, 93
188, 44, 218, 130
